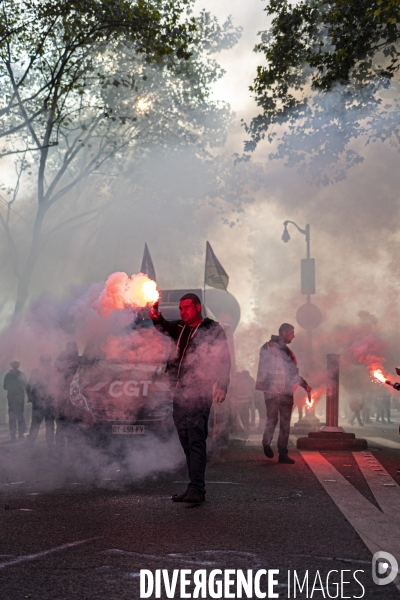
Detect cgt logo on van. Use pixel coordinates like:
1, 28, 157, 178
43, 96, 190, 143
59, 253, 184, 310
372, 551, 399, 586
86, 379, 169, 398
109, 380, 152, 398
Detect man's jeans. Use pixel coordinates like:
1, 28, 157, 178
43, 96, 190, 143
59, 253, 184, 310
173, 395, 210, 493
28, 406, 55, 448
262, 394, 294, 456
8, 401, 26, 439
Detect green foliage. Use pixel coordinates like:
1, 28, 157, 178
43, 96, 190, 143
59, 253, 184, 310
0, 0, 196, 62
0, 0, 197, 157
245, 0, 400, 179
0, 0, 241, 311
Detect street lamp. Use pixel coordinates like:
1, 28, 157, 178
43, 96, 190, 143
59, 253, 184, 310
281, 224, 290, 244
281, 220, 321, 369
282, 220, 322, 430
282, 220, 310, 259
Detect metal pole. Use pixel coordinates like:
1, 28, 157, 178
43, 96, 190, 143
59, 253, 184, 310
203, 243, 207, 316
305, 224, 310, 259
305, 225, 312, 367
306, 327, 313, 369
326, 354, 341, 429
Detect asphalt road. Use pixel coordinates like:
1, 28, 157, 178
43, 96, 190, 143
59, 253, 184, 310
1, 422, 400, 600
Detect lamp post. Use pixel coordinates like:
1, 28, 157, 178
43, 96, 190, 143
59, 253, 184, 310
281, 221, 321, 372
282, 221, 310, 259
282, 221, 322, 431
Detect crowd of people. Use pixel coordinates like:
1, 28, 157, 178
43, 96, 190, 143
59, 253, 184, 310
2, 292, 398, 506
2, 342, 80, 451
347, 388, 395, 427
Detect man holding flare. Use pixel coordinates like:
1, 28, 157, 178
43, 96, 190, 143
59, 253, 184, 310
256, 323, 312, 464
149, 293, 231, 504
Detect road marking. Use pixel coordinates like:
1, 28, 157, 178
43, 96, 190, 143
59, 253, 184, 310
104, 549, 264, 568
0, 538, 100, 569
300, 451, 400, 589
288, 553, 370, 565
366, 437, 400, 449
101, 549, 217, 566
353, 453, 400, 521
173, 480, 243, 485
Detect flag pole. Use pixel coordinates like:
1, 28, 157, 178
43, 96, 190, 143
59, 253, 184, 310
203, 241, 207, 315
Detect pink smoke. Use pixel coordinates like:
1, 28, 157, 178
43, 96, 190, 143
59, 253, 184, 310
349, 334, 386, 373
92, 272, 159, 318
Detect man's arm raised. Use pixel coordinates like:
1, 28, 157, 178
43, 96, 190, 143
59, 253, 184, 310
149, 302, 181, 339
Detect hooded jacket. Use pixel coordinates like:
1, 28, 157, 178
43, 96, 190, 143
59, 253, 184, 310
256, 335, 308, 400
152, 315, 231, 398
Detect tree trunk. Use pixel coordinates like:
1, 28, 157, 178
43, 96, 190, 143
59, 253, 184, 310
13, 206, 46, 317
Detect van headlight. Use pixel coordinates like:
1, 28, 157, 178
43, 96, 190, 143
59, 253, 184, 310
69, 383, 89, 411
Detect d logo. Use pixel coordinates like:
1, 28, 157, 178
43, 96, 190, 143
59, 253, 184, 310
372, 551, 398, 586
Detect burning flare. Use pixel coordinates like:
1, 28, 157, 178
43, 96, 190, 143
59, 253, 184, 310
305, 395, 314, 410
93, 272, 159, 317
373, 369, 387, 384
305, 387, 324, 411
371, 367, 400, 390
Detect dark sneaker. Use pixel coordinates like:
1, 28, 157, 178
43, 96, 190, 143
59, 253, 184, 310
396, 468, 400, 475
183, 489, 205, 504
172, 490, 188, 502
263, 444, 274, 459
278, 455, 295, 464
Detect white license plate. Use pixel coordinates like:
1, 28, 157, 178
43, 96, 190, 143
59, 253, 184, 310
112, 425, 146, 435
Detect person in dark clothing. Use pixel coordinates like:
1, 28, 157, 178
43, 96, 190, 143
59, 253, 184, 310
256, 323, 312, 464
150, 293, 231, 504
383, 395, 393, 424
54, 341, 80, 453
362, 391, 373, 424
349, 398, 364, 426
26, 355, 55, 451
375, 388, 392, 423
3, 361, 27, 442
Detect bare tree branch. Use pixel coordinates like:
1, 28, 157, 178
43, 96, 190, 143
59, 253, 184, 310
43, 204, 107, 239
0, 142, 57, 158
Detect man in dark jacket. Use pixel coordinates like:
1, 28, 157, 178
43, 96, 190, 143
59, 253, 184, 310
3, 361, 27, 442
26, 355, 55, 452
150, 293, 231, 503
256, 323, 311, 464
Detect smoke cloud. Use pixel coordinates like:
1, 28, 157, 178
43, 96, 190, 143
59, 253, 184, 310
93, 272, 159, 317
2, 0, 400, 446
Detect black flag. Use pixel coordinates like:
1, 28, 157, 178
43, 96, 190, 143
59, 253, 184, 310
204, 241, 229, 291
140, 243, 156, 281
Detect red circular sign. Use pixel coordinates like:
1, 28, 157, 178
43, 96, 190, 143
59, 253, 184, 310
296, 302, 322, 330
